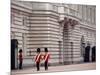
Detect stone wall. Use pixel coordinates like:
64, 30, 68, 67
11, 0, 96, 66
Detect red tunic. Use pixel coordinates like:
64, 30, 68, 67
44, 53, 50, 62
35, 53, 41, 63
19, 53, 23, 61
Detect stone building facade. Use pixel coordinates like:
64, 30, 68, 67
11, 0, 96, 66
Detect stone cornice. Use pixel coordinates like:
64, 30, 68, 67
11, 1, 32, 13
80, 22, 96, 31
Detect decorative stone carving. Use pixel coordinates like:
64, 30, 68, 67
59, 17, 79, 29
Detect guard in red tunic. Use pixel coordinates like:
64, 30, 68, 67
19, 49, 23, 69
44, 48, 50, 70
35, 48, 41, 71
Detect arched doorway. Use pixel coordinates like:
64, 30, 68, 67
59, 17, 78, 64
11, 39, 18, 69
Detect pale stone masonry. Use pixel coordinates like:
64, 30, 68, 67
11, 0, 96, 66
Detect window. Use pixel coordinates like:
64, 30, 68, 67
52, 5, 58, 12
90, 32, 92, 37
84, 6, 87, 21
86, 31, 89, 37
23, 16, 27, 26
64, 7, 68, 13
88, 8, 91, 22
11, 32, 15, 39
11, 14, 14, 24
22, 33, 26, 51
82, 5, 86, 22
90, 8, 93, 23
92, 8, 96, 24
70, 9, 75, 16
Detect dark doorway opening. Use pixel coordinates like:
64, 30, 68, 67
11, 39, 18, 70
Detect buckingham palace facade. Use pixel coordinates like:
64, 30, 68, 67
11, 0, 96, 66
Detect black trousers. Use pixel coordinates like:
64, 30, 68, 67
36, 62, 40, 71
84, 55, 90, 62
92, 56, 96, 62
19, 61, 22, 69
45, 61, 48, 70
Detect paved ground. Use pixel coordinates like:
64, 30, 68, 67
11, 62, 96, 75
